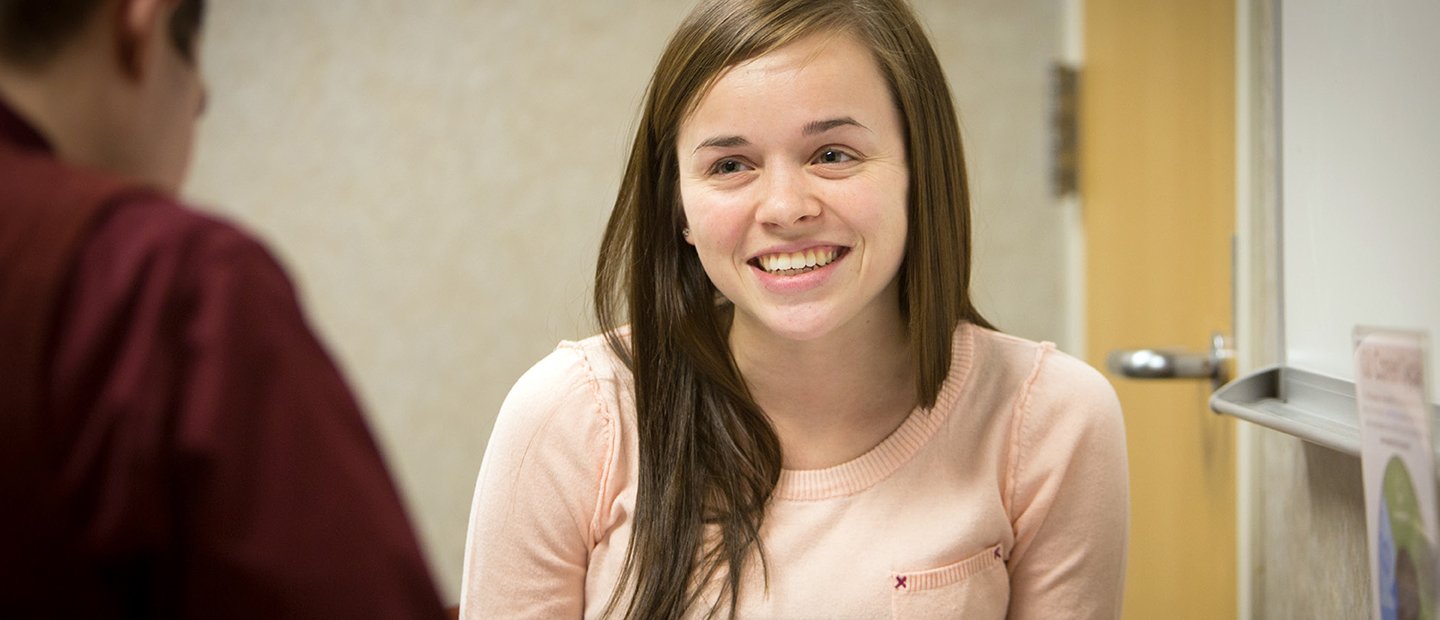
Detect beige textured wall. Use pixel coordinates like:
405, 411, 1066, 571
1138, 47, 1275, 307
187, 1, 1063, 601
926, 1, 1066, 345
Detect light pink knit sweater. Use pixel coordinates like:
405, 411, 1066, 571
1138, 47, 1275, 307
461, 323, 1128, 618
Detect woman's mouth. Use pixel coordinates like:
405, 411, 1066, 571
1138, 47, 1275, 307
749, 246, 848, 276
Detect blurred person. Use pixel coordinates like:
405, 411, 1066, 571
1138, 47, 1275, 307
0, 0, 447, 617
460, 0, 1129, 618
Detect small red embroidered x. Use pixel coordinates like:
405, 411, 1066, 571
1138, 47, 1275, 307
994, 547, 1002, 559
894, 576, 908, 590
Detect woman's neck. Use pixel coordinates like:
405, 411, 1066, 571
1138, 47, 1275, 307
729, 305, 916, 470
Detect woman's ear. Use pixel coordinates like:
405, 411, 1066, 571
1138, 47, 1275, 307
113, 0, 171, 80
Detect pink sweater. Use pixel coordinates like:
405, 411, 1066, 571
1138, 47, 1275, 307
461, 323, 1128, 618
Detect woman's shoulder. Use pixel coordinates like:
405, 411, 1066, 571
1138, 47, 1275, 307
556, 328, 633, 386
497, 330, 633, 428
965, 326, 1123, 456
966, 325, 1116, 406
956, 325, 1122, 450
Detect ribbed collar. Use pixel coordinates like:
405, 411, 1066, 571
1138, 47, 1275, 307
772, 322, 977, 501
0, 96, 53, 153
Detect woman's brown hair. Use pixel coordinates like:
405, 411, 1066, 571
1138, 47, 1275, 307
593, 0, 990, 617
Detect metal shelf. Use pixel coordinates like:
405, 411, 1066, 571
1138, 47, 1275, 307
1209, 366, 1362, 455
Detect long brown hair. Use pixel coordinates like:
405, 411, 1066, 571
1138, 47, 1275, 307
593, 0, 990, 617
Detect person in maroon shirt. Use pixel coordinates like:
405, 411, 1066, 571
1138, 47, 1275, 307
0, 0, 448, 618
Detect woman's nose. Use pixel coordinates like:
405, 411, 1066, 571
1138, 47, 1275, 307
754, 167, 821, 227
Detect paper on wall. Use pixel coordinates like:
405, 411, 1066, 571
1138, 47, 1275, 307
1358, 328, 1436, 620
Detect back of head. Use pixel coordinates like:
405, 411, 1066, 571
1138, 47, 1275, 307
0, 0, 104, 68
0, 0, 208, 193
0, 0, 204, 70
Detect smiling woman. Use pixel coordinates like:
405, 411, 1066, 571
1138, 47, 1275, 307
678, 32, 910, 346
460, 1, 1129, 618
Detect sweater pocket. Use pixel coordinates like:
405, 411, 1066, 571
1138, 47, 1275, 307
889, 543, 1009, 619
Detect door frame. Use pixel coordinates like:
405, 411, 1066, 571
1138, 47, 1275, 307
1235, 0, 1282, 617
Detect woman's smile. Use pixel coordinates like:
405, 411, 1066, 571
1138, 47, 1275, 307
750, 245, 845, 275
748, 246, 851, 293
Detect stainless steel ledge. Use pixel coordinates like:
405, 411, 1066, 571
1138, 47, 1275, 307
1214, 366, 1440, 457
1209, 366, 1361, 456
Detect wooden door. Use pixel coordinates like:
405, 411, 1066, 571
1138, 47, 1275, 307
1081, 0, 1237, 617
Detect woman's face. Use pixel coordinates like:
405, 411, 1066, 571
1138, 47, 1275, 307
676, 31, 909, 343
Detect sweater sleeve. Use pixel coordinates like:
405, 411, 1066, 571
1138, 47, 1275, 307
460, 344, 615, 619
1004, 346, 1129, 619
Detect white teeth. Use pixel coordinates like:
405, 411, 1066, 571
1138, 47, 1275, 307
758, 248, 839, 274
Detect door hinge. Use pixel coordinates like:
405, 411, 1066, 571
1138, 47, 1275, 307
1051, 63, 1080, 198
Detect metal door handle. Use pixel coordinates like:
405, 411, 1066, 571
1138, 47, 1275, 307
1106, 332, 1231, 390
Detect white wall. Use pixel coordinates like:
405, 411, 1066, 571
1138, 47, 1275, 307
1235, 0, 1418, 616
1279, 0, 1440, 393
188, 0, 1065, 601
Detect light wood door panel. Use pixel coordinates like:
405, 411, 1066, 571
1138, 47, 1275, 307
1082, 0, 1237, 617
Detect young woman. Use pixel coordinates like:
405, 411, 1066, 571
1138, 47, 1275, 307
461, 0, 1128, 618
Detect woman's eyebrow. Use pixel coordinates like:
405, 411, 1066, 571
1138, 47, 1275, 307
691, 117, 868, 154
803, 116, 868, 136
693, 135, 750, 153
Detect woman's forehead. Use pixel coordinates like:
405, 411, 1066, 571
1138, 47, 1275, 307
678, 31, 894, 143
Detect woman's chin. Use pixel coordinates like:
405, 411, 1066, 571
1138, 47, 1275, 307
733, 310, 843, 344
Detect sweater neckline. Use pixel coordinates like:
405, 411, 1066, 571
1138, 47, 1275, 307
771, 322, 976, 501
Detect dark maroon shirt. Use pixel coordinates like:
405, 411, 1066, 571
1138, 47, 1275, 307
0, 98, 447, 619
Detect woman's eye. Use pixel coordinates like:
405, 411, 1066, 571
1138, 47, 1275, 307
710, 158, 751, 175
816, 148, 855, 164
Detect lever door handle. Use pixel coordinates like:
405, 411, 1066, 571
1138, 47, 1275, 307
1105, 332, 1231, 390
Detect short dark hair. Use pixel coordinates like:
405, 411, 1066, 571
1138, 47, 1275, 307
0, 0, 205, 68
168, 0, 204, 62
